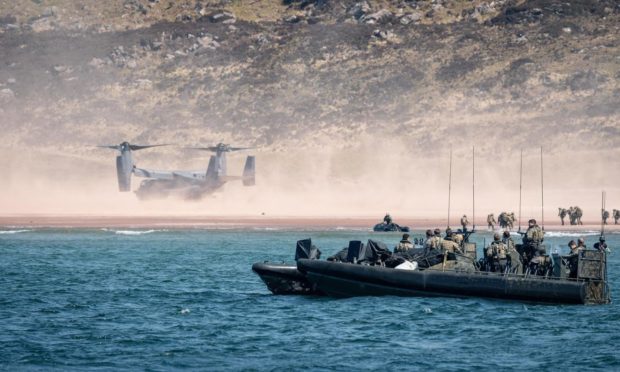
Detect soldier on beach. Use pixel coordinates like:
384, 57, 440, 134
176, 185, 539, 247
602, 209, 610, 225
460, 215, 469, 232
487, 213, 496, 230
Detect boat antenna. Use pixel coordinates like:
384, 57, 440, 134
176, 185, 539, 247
518, 149, 523, 233
472, 146, 476, 232
447, 146, 452, 229
540, 146, 544, 231
601, 190, 606, 239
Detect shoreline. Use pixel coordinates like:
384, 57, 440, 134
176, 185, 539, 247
0, 215, 618, 231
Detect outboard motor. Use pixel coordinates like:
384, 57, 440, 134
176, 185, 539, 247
577, 250, 610, 304
295, 239, 321, 260
346, 240, 366, 263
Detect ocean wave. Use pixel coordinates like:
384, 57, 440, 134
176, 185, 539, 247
112, 229, 163, 235
507, 230, 601, 238
0, 229, 31, 234
543, 231, 600, 237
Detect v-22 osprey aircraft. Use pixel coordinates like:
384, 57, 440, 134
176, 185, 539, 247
99, 142, 255, 200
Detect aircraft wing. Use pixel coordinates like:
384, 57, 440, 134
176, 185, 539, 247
133, 167, 175, 180
171, 171, 206, 181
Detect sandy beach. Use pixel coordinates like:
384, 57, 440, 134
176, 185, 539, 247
0, 215, 617, 231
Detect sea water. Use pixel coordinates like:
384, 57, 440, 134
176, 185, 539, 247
1, 228, 619, 370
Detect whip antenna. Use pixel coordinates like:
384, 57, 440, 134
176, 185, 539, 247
518, 149, 523, 233
472, 146, 476, 231
540, 146, 544, 231
601, 190, 606, 238
447, 146, 452, 229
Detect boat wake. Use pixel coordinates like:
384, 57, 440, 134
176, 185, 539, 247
543, 231, 600, 237
0, 229, 31, 234
100, 228, 165, 235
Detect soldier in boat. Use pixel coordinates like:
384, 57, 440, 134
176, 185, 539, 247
503, 231, 522, 274
394, 233, 414, 252
566, 240, 581, 278
489, 233, 508, 273
522, 219, 546, 274
577, 237, 587, 250
441, 230, 462, 255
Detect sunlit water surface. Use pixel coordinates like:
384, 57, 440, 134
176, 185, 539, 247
1, 228, 619, 370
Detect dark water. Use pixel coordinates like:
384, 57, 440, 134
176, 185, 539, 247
1, 227, 619, 371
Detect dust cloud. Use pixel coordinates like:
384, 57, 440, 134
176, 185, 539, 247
1, 134, 618, 223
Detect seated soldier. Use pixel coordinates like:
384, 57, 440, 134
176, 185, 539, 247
594, 237, 608, 252
440, 231, 462, 256
394, 233, 414, 253
423, 229, 435, 253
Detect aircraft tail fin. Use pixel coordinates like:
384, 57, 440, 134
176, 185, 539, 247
242, 156, 255, 186
116, 156, 132, 191
206, 155, 217, 181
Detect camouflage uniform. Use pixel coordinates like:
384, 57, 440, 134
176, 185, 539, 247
460, 215, 469, 232
395, 234, 413, 252
502, 231, 522, 274
487, 214, 496, 229
602, 209, 610, 225
441, 235, 462, 254
523, 224, 544, 246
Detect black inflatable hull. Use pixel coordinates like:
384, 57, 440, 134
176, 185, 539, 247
252, 262, 322, 295
372, 223, 410, 232
297, 259, 589, 304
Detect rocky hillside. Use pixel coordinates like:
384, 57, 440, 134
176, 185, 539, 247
1, 0, 618, 156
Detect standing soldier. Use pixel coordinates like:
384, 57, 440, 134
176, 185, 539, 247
383, 213, 393, 226
602, 209, 610, 225
503, 231, 522, 274
574, 206, 583, 225
568, 206, 575, 225
558, 208, 567, 226
523, 218, 544, 272
567, 240, 580, 278
490, 233, 508, 273
614, 209, 620, 225
487, 213, 496, 230
460, 215, 469, 233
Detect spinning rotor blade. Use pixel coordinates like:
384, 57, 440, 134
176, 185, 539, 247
228, 147, 254, 152
97, 145, 121, 150
187, 147, 219, 152
186, 145, 254, 152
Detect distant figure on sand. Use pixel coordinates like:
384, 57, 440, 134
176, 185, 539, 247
498, 212, 515, 230
568, 206, 583, 225
487, 213, 496, 230
614, 209, 620, 225
558, 208, 568, 226
460, 215, 469, 232
602, 209, 610, 225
